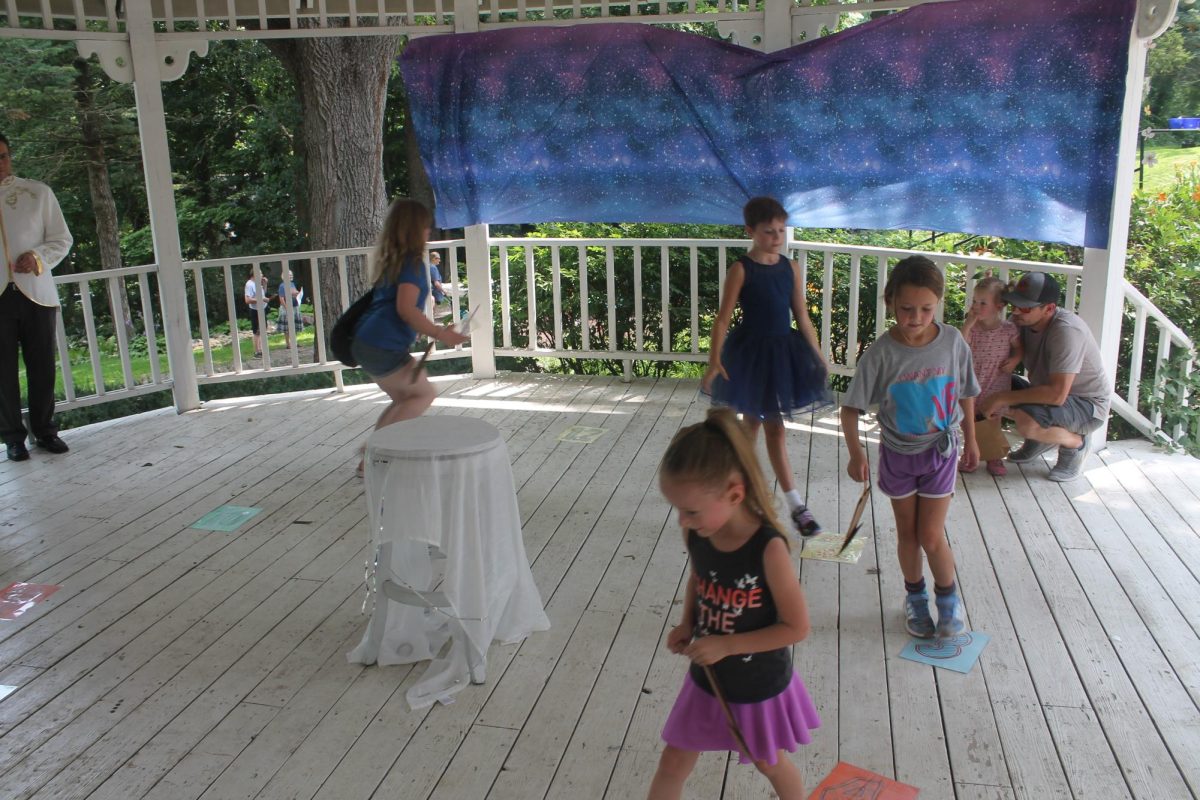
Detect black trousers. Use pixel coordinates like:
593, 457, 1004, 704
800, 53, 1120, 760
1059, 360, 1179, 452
0, 284, 59, 444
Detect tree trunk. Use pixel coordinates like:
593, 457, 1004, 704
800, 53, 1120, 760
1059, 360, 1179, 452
267, 31, 400, 341
73, 57, 133, 339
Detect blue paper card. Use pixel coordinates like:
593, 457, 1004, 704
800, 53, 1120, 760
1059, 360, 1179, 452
191, 505, 262, 532
899, 631, 990, 674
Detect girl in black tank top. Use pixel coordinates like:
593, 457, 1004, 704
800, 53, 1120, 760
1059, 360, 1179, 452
649, 409, 821, 799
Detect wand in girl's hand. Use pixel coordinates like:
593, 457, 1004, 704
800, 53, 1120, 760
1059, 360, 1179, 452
692, 626, 752, 762
412, 306, 479, 384
838, 482, 872, 555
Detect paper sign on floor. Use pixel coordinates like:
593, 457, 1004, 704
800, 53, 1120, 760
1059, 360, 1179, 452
557, 425, 607, 444
798, 533, 865, 564
899, 631, 991, 674
811, 762, 921, 800
809, 761, 919, 799
191, 505, 262, 532
0, 583, 62, 621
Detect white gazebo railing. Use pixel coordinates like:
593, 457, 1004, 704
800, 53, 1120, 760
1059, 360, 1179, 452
44, 234, 1197, 450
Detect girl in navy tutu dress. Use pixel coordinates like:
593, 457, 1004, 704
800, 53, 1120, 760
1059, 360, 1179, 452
649, 408, 820, 800
702, 197, 830, 538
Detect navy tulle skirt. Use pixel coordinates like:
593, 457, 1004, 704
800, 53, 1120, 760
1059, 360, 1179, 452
709, 328, 831, 419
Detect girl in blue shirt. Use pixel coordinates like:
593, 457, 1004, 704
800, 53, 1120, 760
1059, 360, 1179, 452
352, 199, 468, 474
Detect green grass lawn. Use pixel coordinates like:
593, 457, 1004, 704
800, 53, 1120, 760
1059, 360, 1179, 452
22, 327, 319, 400
1139, 142, 1200, 194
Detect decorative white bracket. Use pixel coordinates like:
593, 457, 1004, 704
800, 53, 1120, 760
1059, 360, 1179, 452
716, 19, 765, 50
75, 39, 209, 84
75, 40, 133, 83
1136, 0, 1180, 39
717, 8, 847, 51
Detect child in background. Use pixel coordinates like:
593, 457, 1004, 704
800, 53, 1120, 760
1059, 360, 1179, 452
840, 256, 980, 639
648, 408, 819, 800
960, 275, 1023, 476
702, 196, 830, 538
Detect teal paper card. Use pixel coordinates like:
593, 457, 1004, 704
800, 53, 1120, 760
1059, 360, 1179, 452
192, 505, 262, 532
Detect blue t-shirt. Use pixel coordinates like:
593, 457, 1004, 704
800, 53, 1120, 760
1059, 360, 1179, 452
430, 264, 446, 303
353, 259, 429, 352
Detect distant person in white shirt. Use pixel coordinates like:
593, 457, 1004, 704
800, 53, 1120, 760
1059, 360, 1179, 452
0, 133, 74, 462
243, 272, 270, 357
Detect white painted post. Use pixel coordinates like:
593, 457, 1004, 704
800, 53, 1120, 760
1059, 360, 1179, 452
126, 4, 200, 412
1078, 4, 1166, 445
761, 0, 793, 52
464, 223, 496, 377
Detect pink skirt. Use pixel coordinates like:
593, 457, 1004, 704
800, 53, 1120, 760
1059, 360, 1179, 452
660, 671, 820, 765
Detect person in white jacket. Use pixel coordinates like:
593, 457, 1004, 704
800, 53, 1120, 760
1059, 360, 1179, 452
0, 134, 73, 462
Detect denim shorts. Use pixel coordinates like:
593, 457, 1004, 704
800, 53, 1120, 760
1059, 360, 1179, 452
1013, 396, 1102, 437
351, 339, 411, 378
878, 444, 958, 499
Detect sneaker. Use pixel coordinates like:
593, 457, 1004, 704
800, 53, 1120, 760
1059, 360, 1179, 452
1006, 439, 1056, 464
1048, 436, 1090, 482
986, 459, 1007, 476
935, 592, 965, 638
904, 592, 936, 638
790, 504, 823, 538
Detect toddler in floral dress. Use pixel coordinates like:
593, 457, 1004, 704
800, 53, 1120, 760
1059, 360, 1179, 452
960, 275, 1023, 476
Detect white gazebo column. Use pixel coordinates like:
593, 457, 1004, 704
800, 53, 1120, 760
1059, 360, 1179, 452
125, 3, 200, 412
1079, 1, 1176, 443
463, 223, 496, 378
453, 0, 495, 378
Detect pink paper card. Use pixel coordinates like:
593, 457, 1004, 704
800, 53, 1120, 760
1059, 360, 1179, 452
809, 762, 919, 799
0, 583, 62, 621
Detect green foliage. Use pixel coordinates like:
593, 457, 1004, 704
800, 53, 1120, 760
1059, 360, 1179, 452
1144, 351, 1200, 457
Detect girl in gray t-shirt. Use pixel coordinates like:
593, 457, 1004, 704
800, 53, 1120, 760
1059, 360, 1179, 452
841, 256, 980, 641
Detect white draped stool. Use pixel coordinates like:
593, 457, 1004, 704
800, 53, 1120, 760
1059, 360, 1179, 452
347, 415, 549, 709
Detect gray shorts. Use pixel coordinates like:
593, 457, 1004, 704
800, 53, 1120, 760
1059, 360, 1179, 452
351, 339, 412, 378
1012, 396, 1102, 437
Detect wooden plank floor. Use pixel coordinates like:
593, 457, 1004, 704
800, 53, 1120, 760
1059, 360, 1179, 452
1, 374, 1197, 800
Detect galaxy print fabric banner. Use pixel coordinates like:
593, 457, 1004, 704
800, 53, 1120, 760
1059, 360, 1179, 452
401, 0, 1134, 247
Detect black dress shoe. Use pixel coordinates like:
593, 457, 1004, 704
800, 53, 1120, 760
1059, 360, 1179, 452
34, 435, 69, 454
6, 442, 30, 461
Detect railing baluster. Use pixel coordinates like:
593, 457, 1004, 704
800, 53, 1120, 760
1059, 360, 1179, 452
821, 250, 833, 361
633, 247, 643, 353
1127, 306, 1147, 410
80, 284, 105, 396
55, 307, 76, 403
578, 245, 588, 351
847, 254, 861, 369
526, 245, 538, 349
193, 266, 214, 376
310, 257, 329, 363
607, 246, 617, 352
1151, 326, 1170, 431
875, 255, 888, 339
138, 271, 162, 385
689, 246, 699, 354
660, 245, 670, 353
108, 276, 135, 388
500, 245, 512, 349
552, 245, 563, 350
223, 264, 243, 373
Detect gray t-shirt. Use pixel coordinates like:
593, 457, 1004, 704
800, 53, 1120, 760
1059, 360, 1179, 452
843, 322, 981, 457
1020, 310, 1111, 421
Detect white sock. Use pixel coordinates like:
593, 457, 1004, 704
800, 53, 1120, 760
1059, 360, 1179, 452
784, 489, 804, 510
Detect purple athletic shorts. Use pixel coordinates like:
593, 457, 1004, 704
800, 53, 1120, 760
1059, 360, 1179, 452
878, 444, 957, 499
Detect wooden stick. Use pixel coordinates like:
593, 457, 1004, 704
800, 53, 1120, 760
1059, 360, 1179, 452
699, 664, 753, 762
837, 482, 872, 554
410, 340, 436, 384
